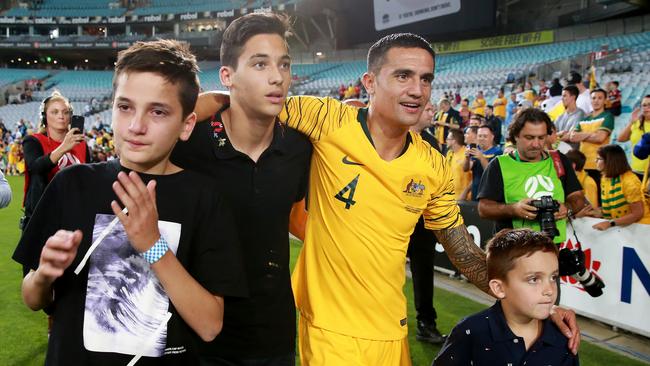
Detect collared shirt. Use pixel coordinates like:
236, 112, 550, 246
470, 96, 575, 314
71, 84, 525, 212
170, 106, 312, 358
434, 301, 579, 366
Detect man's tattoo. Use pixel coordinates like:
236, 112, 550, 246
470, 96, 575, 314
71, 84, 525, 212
433, 225, 490, 294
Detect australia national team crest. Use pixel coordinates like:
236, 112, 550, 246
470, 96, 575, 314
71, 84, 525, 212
401, 176, 426, 213
402, 178, 425, 197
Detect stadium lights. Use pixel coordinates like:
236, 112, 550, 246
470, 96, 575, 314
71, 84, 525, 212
316, 52, 323, 56
53, 60, 58, 64
84, 59, 89, 63
10, 60, 13, 63
46, 56, 52, 63
26, 61, 30, 65
34, 60, 38, 64
17, 58, 21, 61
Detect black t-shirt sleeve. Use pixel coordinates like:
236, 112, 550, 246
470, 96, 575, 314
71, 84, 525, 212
559, 152, 582, 196
190, 186, 248, 298
13, 173, 64, 274
23, 135, 56, 175
476, 157, 504, 201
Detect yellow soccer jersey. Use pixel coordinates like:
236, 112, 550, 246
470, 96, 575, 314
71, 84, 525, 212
279, 96, 463, 340
446, 147, 472, 200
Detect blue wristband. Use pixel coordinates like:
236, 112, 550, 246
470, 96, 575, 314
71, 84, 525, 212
141, 236, 169, 264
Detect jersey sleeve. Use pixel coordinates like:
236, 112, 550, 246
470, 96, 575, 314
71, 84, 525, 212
599, 113, 615, 132
574, 121, 583, 132
277, 96, 359, 143
423, 152, 464, 230
622, 173, 644, 204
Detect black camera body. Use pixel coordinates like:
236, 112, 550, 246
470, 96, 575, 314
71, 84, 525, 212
530, 195, 561, 238
529, 195, 605, 297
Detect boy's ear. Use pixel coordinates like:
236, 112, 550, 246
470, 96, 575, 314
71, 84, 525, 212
489, 279, 507, 299
179, 112, 197, 142
220, 66, 234, 89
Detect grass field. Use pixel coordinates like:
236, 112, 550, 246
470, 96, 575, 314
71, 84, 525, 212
0, 175, 646, 365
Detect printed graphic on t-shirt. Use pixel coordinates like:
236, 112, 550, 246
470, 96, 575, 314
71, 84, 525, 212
83, 214, 181, 357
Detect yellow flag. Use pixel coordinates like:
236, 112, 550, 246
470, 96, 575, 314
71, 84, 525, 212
589, 65, 597, 90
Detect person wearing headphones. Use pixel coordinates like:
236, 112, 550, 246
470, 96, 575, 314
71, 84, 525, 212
21, 91, 91, 231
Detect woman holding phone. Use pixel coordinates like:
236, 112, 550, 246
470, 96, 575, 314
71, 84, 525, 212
21, 90, 91, 230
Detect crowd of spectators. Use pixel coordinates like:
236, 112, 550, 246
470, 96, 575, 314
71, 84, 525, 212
421, 71, 650, 231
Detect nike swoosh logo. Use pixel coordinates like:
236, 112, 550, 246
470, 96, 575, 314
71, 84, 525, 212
342, 155, 364, 166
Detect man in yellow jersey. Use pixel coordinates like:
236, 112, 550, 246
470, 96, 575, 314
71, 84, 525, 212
433, 98, 461, 151
493, 88, 507, 120
195, 33, 580, 366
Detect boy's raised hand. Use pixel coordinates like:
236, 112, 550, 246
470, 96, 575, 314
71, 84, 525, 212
111, 171, 161, 253
37, 230, 83, 284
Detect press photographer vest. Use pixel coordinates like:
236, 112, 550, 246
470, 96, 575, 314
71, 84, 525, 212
497, 152, 567, 243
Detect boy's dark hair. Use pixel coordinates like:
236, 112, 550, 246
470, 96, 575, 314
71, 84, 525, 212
597, 144, 631, 178
367, 33, 435, 74
220, 12, 291, 70
507, 108, 553, 143
562, 85, 579, 99
613, 81, 619, 87
486, 228, 558, 281
114, 39, 199, 118
448, 128, 464, 145
591, 88, 607, 98
565, 149, 586, 171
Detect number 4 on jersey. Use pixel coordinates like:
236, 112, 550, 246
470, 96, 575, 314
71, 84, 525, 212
335, 174, 360, 209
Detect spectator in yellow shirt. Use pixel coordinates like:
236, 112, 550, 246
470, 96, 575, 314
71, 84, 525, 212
566, 149, 598, 207
592, 144, 650, 230
492, 88, 507, 119
445, 129, 472, 200
471, 90, 486, 116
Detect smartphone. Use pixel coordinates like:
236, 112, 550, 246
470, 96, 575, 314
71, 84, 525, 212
468, 143, 477, 149
70, 115, 85, 134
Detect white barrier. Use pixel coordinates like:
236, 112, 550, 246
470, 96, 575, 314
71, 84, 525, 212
560, 217, 650, 338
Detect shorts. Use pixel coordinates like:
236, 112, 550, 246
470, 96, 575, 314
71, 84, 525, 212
298, 315, 411, 366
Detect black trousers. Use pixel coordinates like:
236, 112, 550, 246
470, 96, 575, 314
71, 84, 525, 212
407, 217, 438, 325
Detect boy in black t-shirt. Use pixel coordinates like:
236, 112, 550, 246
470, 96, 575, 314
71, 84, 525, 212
13, 40, 246, 365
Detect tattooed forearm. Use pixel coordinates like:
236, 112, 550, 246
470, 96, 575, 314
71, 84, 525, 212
433, 224, 491, 295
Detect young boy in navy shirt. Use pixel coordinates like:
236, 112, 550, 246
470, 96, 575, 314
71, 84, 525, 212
434, 228, 579, 366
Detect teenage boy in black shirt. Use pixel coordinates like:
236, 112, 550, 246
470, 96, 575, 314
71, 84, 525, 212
171, 13, 311, 365
13, 40, 246, 365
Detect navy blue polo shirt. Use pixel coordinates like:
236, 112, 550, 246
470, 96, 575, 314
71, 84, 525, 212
170, 105, 312, 358
433, 301, 579, 366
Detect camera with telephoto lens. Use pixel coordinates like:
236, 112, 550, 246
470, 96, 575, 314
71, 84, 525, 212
530, 195, 560, 238
530, 195, 605, 297
558, 247, 605, 297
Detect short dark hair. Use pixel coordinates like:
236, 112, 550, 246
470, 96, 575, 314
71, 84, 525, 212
465, 126, 479, 134
448, 128, 464, 145
612, 81, 619, 87
478, 124, 494, 135
486, 105, 494, 110
562, 85, 579, 99
565, 149, 586, 171
597, 144, 631, 177
220, 13, 291, 69
486, 228, 558, 281
367, 33, 434, 74
591, 88, 607, 98
507, 108, 552, 144
114, 39, 199, 118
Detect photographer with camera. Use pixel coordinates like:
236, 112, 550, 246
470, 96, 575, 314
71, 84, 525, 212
476, 109, 605, 297
476, 108, 590, 241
